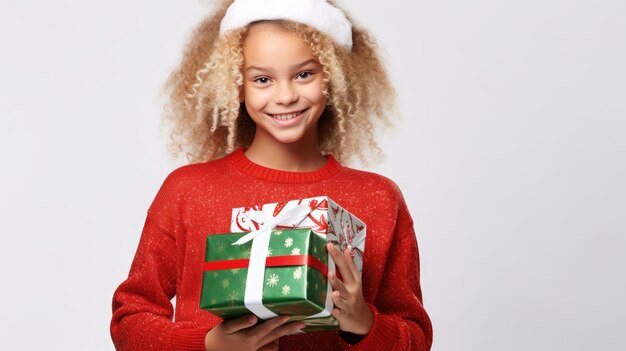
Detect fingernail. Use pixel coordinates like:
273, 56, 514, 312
248, 315, 256, 323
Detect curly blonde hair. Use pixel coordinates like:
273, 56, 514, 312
163, 0, 394, 165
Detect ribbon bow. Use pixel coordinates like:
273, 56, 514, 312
232, 203, 313, 245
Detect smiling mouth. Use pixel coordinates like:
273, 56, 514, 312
269, 109, 306, 121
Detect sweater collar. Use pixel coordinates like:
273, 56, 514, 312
226, 147, 341, 183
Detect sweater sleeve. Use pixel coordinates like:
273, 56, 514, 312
339, 197, 433, 351
110, 215, 209, 351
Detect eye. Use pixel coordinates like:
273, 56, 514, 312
296, 71, 313, 80
254, 76, 271, 84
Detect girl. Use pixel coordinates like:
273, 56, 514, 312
111, 0, 432, 350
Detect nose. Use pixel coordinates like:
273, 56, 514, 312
273, 81, 299, 105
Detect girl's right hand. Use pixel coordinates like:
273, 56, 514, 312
204, 314, 305, 351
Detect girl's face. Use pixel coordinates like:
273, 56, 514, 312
241, 23, 327, 147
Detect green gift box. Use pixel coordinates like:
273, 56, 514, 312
200, 228, 338, 331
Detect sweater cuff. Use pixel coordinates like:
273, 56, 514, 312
339, 304, 399, 350
170, 327, 211, 351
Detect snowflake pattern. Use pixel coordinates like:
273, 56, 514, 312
274, 230, 283, 236
212, 271, 219, 278
222, 278, 230, 289
293, 267, 302, 280
242, 248, 251, 258
266, 273, 279, 287
284, 237, 293, 248
267, 247, 273, 257
282, 285, 291, 295
291, 247, 301, 255
230, 268, 240, 275
210, 297, 217, 305
228, 291, 238, 306
216, 242, 226, 253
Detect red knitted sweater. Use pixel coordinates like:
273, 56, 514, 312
111, 148, 432, 350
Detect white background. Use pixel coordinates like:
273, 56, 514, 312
1, 1, 625, 350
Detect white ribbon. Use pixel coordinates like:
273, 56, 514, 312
231, 203, 313, 245
242, 227, 278, 319
233, 203, 313, 320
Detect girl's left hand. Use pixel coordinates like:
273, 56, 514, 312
326, 243, 374, 336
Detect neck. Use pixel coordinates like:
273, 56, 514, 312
244, 132, 327, 172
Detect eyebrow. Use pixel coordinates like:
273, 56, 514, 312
245, 59, 320, 73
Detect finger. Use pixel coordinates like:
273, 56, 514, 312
338, 245, 358, 283
327, 270, 348, 296
327, 243, 355, 285
327, 270, 346, 294
332, 307, 345, 321
221, 314, 258, 334
331, 290, 349, 310
343, 245, 360, 280
252, 315, 290, 337
260, 321, 305, 346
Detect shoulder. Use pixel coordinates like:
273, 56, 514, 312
338, 165, 405, 202
159, 156, 230, 191
334, 165, 415, 241
334, 165, 409, 219
149, 155, 233, 211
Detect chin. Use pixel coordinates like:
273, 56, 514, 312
272, 135, 304, 144
263, 127, 309, 145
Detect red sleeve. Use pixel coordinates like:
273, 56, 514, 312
339, 199, 433, 351
110, 215, 209, 350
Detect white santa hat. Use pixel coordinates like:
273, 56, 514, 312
219, 0, 353, 50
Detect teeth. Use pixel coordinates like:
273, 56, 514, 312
272, 111, 300, 120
